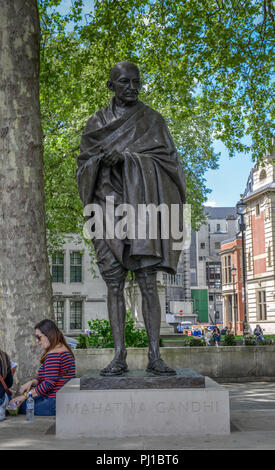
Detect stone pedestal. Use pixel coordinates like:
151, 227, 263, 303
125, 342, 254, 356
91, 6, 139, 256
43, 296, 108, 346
80, 368, 205, 390
56, 372, 230, 439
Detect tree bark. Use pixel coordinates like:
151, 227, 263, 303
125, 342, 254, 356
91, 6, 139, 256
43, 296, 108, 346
0, 0, 54, 387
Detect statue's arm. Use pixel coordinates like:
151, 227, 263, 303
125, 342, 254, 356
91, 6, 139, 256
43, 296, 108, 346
102, 149, 125, 167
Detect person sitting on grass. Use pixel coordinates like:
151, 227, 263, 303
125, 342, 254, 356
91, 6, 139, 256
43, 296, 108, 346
205, 328, 212, 346
9, 319, 76, 416
212, 325, 221, 347
193, 327, 202, 338
176, 323, 184, 333
253, 324, 264, 343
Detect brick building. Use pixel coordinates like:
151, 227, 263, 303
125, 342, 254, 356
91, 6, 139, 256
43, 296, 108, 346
242, 151, 275, 334
220, 236, 245, 334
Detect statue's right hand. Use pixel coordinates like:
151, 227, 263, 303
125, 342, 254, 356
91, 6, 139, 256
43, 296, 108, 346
103, 149, 124, 167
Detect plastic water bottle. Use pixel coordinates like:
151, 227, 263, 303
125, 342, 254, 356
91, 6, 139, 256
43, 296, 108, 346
26, 392, 34, 422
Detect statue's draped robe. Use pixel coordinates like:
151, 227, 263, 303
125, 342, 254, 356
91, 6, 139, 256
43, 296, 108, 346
76, 100, 186, 275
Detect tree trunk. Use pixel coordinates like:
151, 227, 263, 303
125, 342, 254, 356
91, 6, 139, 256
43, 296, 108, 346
0, 0, 54, 387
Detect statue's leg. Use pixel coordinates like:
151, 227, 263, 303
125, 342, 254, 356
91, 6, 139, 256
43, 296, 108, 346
135, 270, 176, 376
92, 238, 128, 376
100, 278, 128, 376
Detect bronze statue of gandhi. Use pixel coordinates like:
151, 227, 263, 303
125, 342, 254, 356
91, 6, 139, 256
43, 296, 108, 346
76, 61, 186, 376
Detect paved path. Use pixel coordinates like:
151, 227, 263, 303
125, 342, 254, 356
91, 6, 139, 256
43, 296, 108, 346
0, 382, 275, 450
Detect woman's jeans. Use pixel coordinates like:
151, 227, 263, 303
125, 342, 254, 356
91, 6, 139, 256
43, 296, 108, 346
20, 396, 56, 416
0, 393, 11, 421
255, 335, 264, 343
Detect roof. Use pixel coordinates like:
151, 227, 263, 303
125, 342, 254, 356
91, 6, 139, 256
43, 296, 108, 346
203, 207, 237, 220
244, 182, 275, 201
220, 235, 242, 245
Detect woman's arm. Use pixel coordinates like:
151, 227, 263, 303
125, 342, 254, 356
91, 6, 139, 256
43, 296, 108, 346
19, 379, 38, 395
34, 354, 61, 396
10, 379, 40, 406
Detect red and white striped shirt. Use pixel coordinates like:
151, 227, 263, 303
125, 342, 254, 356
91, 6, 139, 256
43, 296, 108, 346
35, 351, 76, 398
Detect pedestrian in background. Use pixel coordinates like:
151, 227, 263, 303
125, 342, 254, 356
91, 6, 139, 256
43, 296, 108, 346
246, 324, 253, 335
254, 324, 264, 343
212, 326, 221, 347
205, 328, 212, 346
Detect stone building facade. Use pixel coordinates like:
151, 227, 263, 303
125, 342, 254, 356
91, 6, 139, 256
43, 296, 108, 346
50, 235, 190, 335
242, 151, 275, 334
51, 235, 108, 336
190, 207, 239, 324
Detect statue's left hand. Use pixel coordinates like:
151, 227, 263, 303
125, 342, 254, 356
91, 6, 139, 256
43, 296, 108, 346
103, 149, 124, 167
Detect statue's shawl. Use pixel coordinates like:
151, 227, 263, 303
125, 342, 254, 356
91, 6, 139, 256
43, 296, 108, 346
76, 100, 186, 274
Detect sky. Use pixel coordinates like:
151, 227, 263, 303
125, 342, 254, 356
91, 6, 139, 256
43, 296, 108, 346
204, 141, 254, 208
57, 0, 255, 209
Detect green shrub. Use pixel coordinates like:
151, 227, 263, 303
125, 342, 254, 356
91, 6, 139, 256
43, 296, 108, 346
243, 335, 257, 346
182, 336, 206, 347
222, 334, 236, 346
76, 311, 148, 349
258, 339, 271, 346
124, 312, 148, 348
85, 318, 114, 349
75, 333, 88, 349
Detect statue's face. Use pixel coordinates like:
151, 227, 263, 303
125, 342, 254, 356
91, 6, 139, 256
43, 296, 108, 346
108, 64, 141, 106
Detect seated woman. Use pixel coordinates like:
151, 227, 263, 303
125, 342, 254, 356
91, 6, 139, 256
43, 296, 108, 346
10, 319, 76, 416
204, 328, 212, 346
0, 350, 13, 420
212, 325, 221, 347
253, 324, 264, 343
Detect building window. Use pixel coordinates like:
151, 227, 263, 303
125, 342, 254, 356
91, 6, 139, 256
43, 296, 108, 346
267, 244, 272, 267
163, 273, 183, 286
215, 242, 221, 249
206, 262, 222, 289
216, 224, 221, 232
248, 250, 252, 271
70, 300, 83, 329
70, 252, 82, 283
190, 271, 197, 285
257, 290, 267, 321
54, 300, 65, 330
200, 242, 205, 249
256, 204, 260, 217
51, 252, 64, 283
222, 255, 231, 284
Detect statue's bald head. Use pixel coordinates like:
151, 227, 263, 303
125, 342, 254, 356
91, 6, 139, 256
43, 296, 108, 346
107, 61, 142, 107
110, 61, 140, 81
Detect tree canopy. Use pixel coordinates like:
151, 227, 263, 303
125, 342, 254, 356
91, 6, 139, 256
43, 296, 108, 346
38, 0, 274, 248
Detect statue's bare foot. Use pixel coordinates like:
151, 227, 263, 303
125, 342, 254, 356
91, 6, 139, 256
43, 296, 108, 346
100, 358, 128, 376
146, 358, 176, 376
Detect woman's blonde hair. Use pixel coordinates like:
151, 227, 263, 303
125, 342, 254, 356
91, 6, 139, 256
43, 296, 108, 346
35, 319, 74, 364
